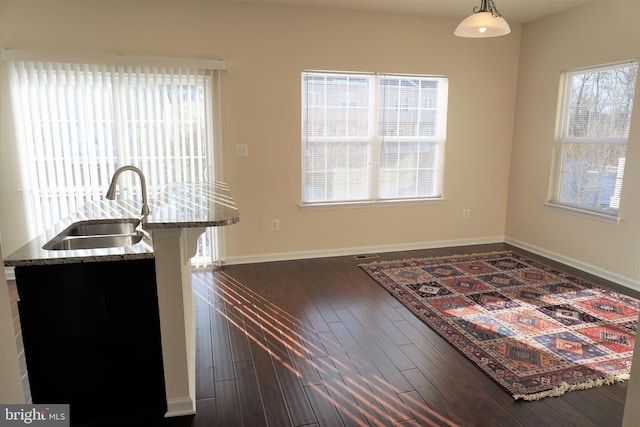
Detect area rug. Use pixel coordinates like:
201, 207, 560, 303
359, 251, 639, 400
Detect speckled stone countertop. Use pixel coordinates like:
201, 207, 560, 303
4, 182, 239, 267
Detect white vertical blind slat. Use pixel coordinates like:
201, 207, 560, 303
145, 68, 157, 195
40, 62, 61, 226
190, 70, 199, 183
7, 61, 36, 235
160, 70, 172, 185
64, 64, 82, 212
57, 64, 75, 214
74, 63, 88, 207
177, 68, 187, 183
94, 64, 109, 202
132, 65, 145, 198
169, 70, 179, 184
46, 63, 65, 220
196, 71, 205, 182
28, 63, 54, 232
156, 70, 167, 192
203, 72, 220, 265
84, 64, 97, 202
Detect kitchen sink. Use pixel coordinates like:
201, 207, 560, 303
43, 233, 145, 251
43, 218, 145, 251
64, 218, 140, 236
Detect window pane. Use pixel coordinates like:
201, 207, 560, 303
564, 64, 637, 139
303, 141, 368, 202
558, 142, 626, 214
379, 141, 437, 199
379, 77, 442, 138
302, 73, 369, 138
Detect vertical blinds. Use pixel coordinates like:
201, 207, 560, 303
8, 59, 222, 264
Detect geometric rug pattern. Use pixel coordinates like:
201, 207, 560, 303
359, 251, 639, 400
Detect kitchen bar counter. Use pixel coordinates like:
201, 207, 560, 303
4, 181, 240, 419
145, 181, 239, 229
4, 181, 239, 266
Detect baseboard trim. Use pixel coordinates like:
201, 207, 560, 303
225, 236, 640, 293
224, 236, 505, 266
505, 237, 640, 292
9, 236, 636, 292
165, 397, 196, 418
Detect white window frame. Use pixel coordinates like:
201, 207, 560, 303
548, 60, 638, 220
300, 71, 448, 208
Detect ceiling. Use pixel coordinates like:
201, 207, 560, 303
216, 0, 598, 24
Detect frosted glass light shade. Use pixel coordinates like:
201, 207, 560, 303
454, 11, 511, 38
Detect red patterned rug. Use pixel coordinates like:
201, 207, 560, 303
359, 251, 639, 400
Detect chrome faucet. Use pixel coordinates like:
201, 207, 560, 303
106, 165, 151, 217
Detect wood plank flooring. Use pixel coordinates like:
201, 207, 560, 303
8, 243, 639, 426
183, 243, 638, 427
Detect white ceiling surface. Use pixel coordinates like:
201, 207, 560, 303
216, 0, 598, 23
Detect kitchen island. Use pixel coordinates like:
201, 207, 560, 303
4, 181, 240, 422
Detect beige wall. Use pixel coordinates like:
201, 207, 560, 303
0, 0, 520, 259
506, 0, 640, 285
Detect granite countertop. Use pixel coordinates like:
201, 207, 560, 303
144, 181, 240, 229
4, 182, 239, 267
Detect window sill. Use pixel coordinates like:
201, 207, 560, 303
543, 202, 621, 224
299, 198, 446, 211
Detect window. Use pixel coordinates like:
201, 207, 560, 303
8, 57, 225, 265
301, 71, 448, 204
551, 61, 638, 217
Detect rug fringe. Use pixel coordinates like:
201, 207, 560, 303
513, 374, 630, 401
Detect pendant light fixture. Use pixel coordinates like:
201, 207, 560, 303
454, 0, 511, 38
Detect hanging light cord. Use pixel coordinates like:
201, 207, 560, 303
474, 0, 503, 18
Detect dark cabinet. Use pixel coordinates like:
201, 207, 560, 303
15, 258, 166, 426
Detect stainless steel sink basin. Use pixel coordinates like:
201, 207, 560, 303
43, 218, 145, 251
43, 233, 144, 251
64, 218, 140, 236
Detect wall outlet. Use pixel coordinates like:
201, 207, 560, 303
235, 144, 248, 156
462, 208, 471, 219
271, 219, 280, 231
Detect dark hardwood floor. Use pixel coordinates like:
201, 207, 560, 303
183, 243, 638, 427
9, 243, 639, 426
